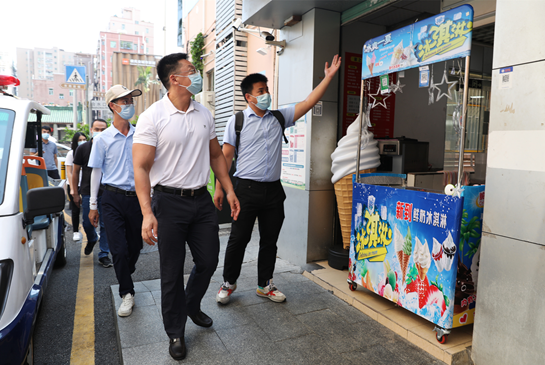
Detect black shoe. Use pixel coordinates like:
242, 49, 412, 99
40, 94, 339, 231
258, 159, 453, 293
84, 241, 97, 255
169, 337, 186, 360
98, 256, 113, 268
189, 311, 213, 327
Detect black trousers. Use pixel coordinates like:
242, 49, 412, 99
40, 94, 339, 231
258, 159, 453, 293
67, 185, 80, 231
47, 169, 60, 179
223, 179, 286, 288
152, 190, 219, 339
101, 189, 143, 297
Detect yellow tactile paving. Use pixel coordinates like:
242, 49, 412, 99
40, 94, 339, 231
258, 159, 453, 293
65, 212, 95, 365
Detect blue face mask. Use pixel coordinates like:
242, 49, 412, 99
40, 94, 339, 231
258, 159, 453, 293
175, 73, 202, 95
114, 104, 135, 120
250, 93, 271, 110
92, 131, 102, 138
42, 133, 50, 140
78, 140, 86, 146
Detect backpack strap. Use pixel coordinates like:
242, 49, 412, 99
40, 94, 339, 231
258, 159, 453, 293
271, 110, 289, 144
233, 111, 244, 171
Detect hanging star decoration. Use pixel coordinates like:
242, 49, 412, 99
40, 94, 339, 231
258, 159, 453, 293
368, 85, 391, 109
389, 79, 406, 94
436, 69, 458, 102
428, 77, 439, 105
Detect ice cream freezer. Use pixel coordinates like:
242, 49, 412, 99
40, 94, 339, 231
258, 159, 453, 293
347, 177, 484, 343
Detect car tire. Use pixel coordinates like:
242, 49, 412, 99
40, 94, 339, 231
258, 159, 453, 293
54, 231, 67, 268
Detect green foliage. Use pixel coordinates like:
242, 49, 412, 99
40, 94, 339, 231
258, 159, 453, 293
62, 123, 90, 143
135, 66, 159, 110
189, 32, 205, 75
459, 209, 481, 257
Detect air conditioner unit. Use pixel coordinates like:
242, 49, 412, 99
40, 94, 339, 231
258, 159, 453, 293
194, 93, 203, 104
205, 91, 215, 104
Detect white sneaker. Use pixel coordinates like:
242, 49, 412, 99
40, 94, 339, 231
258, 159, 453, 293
118, 293, 134, 317
73, 232, 82, 242
256, 280, 286, 303
216, 282, 237, 304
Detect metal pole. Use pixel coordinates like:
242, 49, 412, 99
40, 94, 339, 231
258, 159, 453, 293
86, 74, 92, 128
73, 87, 77, 130
356, 80, 366, 183
457, 55, 471, 188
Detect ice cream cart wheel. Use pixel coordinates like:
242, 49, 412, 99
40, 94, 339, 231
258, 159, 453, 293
436, 333, 448, 344
349, 283, 357, 291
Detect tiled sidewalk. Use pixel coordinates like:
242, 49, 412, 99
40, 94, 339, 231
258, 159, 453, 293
112, 234, 445, 365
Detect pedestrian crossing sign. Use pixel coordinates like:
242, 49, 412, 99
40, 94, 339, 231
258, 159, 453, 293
65, 65, 86, 85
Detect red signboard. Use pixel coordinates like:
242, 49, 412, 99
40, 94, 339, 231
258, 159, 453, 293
342, 52, 397, 139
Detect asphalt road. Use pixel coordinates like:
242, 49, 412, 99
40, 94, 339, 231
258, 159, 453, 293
33, 206, 201, 365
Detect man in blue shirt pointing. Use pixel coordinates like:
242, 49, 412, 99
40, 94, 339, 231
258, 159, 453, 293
214, 54, 342, 304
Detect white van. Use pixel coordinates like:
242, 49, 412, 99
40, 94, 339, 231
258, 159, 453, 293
0, 84, 67, 365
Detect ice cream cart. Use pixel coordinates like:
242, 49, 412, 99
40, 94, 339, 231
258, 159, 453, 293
345, 5, 483, 344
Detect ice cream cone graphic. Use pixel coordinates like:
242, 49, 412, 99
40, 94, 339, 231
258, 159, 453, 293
432, 237, 444, 272
414, 236, 431, 281
443, 231, 457, 271
399, 227, 412, 282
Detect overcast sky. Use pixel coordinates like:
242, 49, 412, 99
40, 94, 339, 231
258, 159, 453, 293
3, 0, 186, 61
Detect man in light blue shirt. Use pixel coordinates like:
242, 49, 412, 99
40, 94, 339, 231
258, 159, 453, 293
214, 55, 342, 304
88, 84, 143, 317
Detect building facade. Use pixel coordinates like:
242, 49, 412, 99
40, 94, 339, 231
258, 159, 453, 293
96, 7, 155, 93
15, 47, 92, 107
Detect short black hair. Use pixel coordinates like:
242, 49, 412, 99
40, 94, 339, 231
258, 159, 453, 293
157, 53, 188, 90
240, 73, 268, 102
42, 125, 52, 133
92, 118, 108, 128
71, 132, 87, 152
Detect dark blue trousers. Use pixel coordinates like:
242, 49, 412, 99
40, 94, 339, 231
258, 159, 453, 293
152, 190, 219, 339
101, 189, 143, 297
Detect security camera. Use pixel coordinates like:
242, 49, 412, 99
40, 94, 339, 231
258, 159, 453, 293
232, 18, 243, 31
260, 32, 275, 41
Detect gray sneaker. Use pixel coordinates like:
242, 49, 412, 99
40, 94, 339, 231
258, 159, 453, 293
99, 256, 113, 268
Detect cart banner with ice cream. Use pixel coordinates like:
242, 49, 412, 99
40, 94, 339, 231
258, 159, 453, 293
362, 4, 474, 79
334, 4, 482, 344
349, 182, 463, 329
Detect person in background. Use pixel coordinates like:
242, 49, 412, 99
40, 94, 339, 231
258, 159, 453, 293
88, 85, 143, 315
71, 119, 112, 268
214, 55, 342, 305
65, 132, 87, 242
30, 125, 60, 179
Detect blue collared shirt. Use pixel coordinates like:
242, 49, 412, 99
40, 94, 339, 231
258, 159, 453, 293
223, 106, 295, 182
30, 140, 58, 171
87, 123, 136, 191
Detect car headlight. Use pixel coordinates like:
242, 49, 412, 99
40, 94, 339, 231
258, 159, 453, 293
0, 260, 14, 320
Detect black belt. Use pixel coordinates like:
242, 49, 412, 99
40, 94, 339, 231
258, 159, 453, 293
104, 184, 137, 196
154, 184, 207, 197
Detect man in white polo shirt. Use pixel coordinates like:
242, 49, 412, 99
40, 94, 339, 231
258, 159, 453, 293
133, 53, 240, 361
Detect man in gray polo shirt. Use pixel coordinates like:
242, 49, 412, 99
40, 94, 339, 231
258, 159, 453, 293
30, 125, 60, 179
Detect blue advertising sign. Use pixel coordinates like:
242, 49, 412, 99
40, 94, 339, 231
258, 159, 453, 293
65, 65, 86, 85
349, 182, 463, 328
362, 5, 474, 80
451, 185, 484, 328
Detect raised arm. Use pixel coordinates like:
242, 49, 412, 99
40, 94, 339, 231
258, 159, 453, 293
133, 143, 157, 245
293, 54, 342, 121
